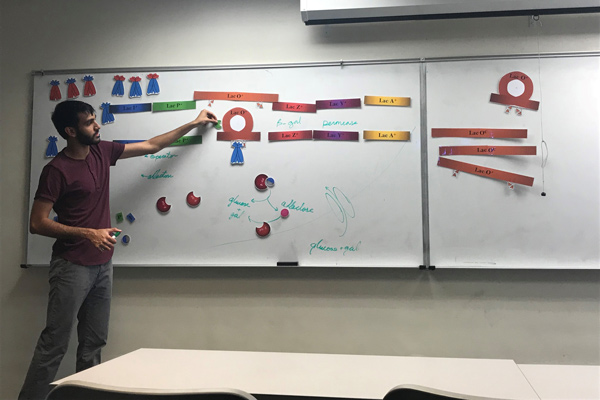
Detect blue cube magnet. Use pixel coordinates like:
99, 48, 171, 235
126, 213, 135, 223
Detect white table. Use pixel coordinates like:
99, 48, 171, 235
518, 364, 600, 400
54, 348, 540, 399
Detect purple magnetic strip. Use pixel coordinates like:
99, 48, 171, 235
313, 130, 359, 141
315, 98, 361, 110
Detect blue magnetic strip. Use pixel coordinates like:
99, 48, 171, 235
113, 140, 145, 144
109, 103, 152, 113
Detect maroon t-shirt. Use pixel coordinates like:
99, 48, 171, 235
34, 141, 125, 265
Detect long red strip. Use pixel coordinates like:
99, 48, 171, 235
432, 128, 527, 138
216, 132, 261, 141
437, 157, 534, 186
193, 91, 278, 103
439, 146, 537, 156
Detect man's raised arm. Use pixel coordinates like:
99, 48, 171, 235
120, 109, 218, 159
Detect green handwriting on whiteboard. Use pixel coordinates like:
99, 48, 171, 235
229, 209, 246, 220
309, 239, 361, 255
325, 187, 355, 237
322, 120, 358, 128
141, 169, 174, 179
280, 199, 314, 213
228, 195, 252, 208
144, 151, 178, 161
276, 117, 302, 129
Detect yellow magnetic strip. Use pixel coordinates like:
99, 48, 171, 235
363, 131, 410, 141
364, 96, 411, 106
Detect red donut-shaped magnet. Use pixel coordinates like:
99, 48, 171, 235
490, 71, 539, 110
223, 107, 254, 133
186, 191, 201, 207
255, 222, 271, 237
156, 196, 171, 213
254, 174, 268, 191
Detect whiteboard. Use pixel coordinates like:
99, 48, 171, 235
427, 56, 600, 269
27, 63, 424, 267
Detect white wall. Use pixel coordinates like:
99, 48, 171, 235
1, 1, 599, 399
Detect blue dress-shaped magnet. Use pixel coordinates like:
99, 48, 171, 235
112, 75, 125, 96
45, 136, 58, 157
231, 140, 245, 165
146, 73, 160, 95
100, 102, 115, 125
129, 76, 142, 98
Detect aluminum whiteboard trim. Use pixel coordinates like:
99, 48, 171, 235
30, 51, 600, 76
419, 61, 431, 269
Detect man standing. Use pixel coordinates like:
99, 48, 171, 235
19, 100, 218, 400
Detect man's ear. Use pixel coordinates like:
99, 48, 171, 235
64, 127, 76, 138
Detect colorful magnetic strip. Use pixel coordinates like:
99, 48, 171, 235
113, 140, 144, 144
438, 157, 534, 186
313, 130, 359, 141
268, 130, 313, 141
432, 128, 527, 139
114, 137, 201, 146
193, 91, 278, 103
364, 96, 410, 107
272, 102, 317, 113
170, 136, 202, 146
439, 146, 537, 156
153, 101, 196, 112
109, 103, 152, 113
216, 132, 261, 141
363, 131, 410, 141
315, 98, 361, 110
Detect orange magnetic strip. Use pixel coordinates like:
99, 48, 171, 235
193, 91, 279, 103
439, 146, 537, 156
437, 157, 534, 187
216, 132, 261, 141
432, 128, 527, 138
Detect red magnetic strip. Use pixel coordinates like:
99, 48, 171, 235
268, 131, 313, 141
272, 102, 317, 113
437, 157, 534, 186
313, 130, 359, 141
439, 146, 537, 156
216, 132, 261, 141
432, 128, 527, 138
489, 94, 540, 110
193, 91, 279, 103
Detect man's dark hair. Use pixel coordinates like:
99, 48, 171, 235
51, 100, 96, 139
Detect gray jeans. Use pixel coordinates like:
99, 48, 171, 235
18, 257, 113, 400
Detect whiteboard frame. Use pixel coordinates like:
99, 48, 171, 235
25, 51, 600, 269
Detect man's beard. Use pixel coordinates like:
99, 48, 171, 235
75, 127, 100, 145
